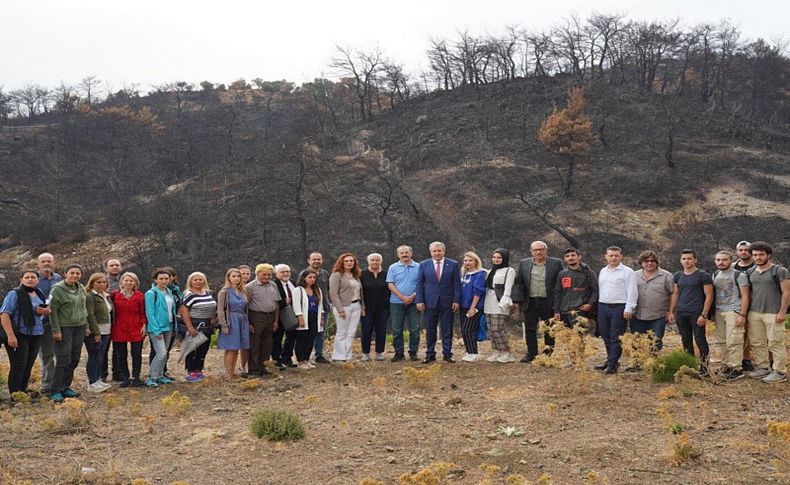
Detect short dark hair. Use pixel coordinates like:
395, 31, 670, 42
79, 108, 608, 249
64, 264, 82, 274
152, 268, 171, 280
637, 250, 659, 265
563, 247, 580, 256
605, 246, 622, 253
749, 241, 773, 256
681, 249, 696, 258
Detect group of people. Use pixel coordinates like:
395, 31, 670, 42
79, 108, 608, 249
1, 239, 787, 403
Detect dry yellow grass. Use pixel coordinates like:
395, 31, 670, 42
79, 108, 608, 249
399, 462, 455, 485
767, 421, 790, 443
161, 390, 192, 414
403, 364, 440, 389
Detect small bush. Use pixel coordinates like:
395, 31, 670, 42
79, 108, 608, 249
670, 432, 702, 464
767, 421, 790, 443
399, 462, 455, 484
651, 350, 700, 383
161, 391, 192, 414
403, 364, 440, 389
250, 408, 305, 441
10, 391, 30, 404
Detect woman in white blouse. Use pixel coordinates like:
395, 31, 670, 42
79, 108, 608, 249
484, 248, 516, 363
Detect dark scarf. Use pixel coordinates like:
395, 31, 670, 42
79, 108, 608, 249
486, 248, 511, 289
15, 285, 45, 330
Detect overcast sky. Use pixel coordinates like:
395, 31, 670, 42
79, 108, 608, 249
2, 0, 787, 93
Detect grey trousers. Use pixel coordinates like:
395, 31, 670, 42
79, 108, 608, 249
38, 325, 56, 393
53, 325, 87, 394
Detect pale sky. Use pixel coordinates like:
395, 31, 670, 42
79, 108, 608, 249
2, 0, 787, 93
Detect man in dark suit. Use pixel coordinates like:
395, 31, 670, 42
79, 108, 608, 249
513, 240, 565, 362
416, 241, 461, 363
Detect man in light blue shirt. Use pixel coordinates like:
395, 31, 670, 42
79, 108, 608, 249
597, 246, 638, 374
387, 245, 421, 361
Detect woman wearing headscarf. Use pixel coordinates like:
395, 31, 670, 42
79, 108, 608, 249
0, 270, 47, 400
484, 248, 516, 363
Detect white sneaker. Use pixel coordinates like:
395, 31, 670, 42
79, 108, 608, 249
464, 354, 479, 362
486, 351, 501, 362
461, 353, 472, 362
762, 371, 787, 383
497, 353, 516, 363
87, 382, 108, 393
99, 380, 112, 390
297, 362, 312, 370
361, 354, 371, 362
306, 362, 316, 369
375, 353, 385, 361
749, 368, 771, 379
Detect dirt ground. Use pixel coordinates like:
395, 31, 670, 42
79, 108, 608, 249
1, 328, 789, 485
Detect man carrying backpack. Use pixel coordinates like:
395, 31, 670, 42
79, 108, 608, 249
745, 241, 790, 383
712, 250, 751, 381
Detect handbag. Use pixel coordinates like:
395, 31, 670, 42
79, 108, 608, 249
279, 305, 298, 332
177, 331, 209, 363
476, 313, 488, 342
493, 268, 513, 301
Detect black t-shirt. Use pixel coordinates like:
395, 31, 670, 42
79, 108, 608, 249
674, 270, 713, 314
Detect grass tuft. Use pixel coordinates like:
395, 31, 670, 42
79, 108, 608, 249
250, 408, 305, 441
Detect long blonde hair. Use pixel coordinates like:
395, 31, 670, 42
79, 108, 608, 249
85, 272, 108, 293
461, 251, 483, 275
223, 268, 248, 299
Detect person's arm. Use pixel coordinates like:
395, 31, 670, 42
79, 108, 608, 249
85, 293, 101, 337
552, 272, 564, 317
179, 302, 197, 337
737, 283, 750, 328
329, 273, 345, 318
668, 283, 679, 324
466, 272, 486, 318
49, 286, 63, 339
698, 275, 714, 326
415, 264, 426, 312
777, 278, 790, 324
451, 263, 462, 312
624, 270, 638, 320
144, 290, 158, 335
0, 306, 17, 349
584, 269, 599, 310
216, 290, 230, 335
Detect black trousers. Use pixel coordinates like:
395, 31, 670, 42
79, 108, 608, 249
460, 309, 482, 354
523, 297, 553, 357
113, 341, 144, 380
676, 312, 709, 363
185, 322, 214, 373
295, 312, 319, 361
4, 333, 42, 393
53, 325, 86, 394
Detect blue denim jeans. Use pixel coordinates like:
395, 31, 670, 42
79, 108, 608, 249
597, 303, 627, 367
84, 334, 110, 384
313, 313, 327, 357
630, 317, 666, 351
148, 332, 171, 379
390, 303, 421, 355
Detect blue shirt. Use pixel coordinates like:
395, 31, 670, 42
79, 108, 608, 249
0, 290, 45, 336
460, 270, 487, 310
386, 260, 420, 304
36, 272, 62, 298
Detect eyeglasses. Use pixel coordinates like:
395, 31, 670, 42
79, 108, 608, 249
530, 248, 547, 252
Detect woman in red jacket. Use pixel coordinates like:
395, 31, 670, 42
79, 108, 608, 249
110, 272, 146, 387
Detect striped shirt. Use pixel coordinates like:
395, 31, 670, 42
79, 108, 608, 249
182, 290, 218, 320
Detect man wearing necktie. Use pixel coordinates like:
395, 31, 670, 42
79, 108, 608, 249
416, 241, 461, 363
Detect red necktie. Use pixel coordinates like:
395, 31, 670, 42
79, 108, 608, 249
435, 261, 441, 282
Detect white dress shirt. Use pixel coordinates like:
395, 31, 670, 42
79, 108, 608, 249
598, 263, 638, 313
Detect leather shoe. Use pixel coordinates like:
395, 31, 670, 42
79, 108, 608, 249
391, 353, 405, 362
604, 365, 617, 375
314, 356, 330, 364
409, 353, 419, 361
443, 356, 455, 363
422, 356, 436, 364
593, 363, 607, 370
520, 354, 535, 363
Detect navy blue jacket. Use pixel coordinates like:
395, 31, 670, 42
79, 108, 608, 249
415, 258, 461, 309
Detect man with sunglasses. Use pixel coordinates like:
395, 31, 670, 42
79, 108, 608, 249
630, 250, 674, 354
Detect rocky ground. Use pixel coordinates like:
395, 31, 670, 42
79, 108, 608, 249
1, 329, 789, 485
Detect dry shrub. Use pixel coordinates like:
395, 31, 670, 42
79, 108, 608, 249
532, 353, 556, 368
619, 331, 656, 369
140, 414, 156, 434
128, 402, 143, 417
767, 421, 790, 443
669, 432, 702, 464
545, 317, 596, 369
674, 365, 699, 384
132, 480, 153, 485
103, 393, 122, 410
169, 481, 190, 485
583, 471, 608, 483
1, 471, 33, 485
161, 391, 192, 414
505, 474, 529, 485
479, 463, 501, 477
545, 403, 558, 413
241, 379, 262, 391
10, 391, 31, 404
360, 479, 384, 485
304, 394, 321, 404
399, 461, 456, 485
61, 399, 89, 429
403, 364, 440, 389
657, 386, 681, 400
536, 474, 553, 485
371, 376, 389, 389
